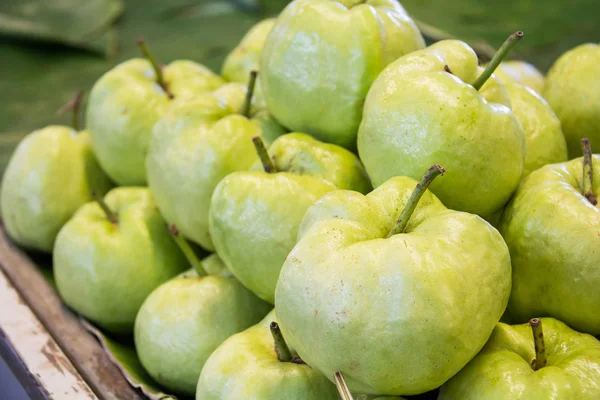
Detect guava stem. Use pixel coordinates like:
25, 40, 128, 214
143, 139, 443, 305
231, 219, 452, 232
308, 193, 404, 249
581, 138, 597, 205
57, 91, 84, 131
168, 224, 208, 276
91, 191, 118, 224
242, 70, 258, 118
136, 37, 173, 99
252, 136, 277, 173
387, 164, 445, 237
269, 322, 293, 362
333, 371, 354, 400
444, 65, 453, 75
529, 318, 547, 370
472, 31, 524, 90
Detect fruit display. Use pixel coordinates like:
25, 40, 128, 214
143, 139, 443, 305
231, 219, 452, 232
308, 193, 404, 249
146, 76, 285, 251
0, 93, 113, 253
275, 168, 512, 395
357, 36, 525, 220
260, 0, 425, 149
135, 231, 271, 395
499, 140, 600, 335
1, 0, 599, 398
196, 311, 340, 399
53, 187, 189, 334
209, 133, 371, 303
87, 39, 225, 186
439, 318, 600, 399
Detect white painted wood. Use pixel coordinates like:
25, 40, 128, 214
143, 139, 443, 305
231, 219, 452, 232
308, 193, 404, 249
0, 268, 97, 399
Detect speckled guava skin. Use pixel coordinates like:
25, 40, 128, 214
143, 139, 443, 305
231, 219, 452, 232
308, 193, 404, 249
439, 318, 600, 399
358, 40, 525, 219
499, 155, 600, 334
260, 0, 425, 149
543, 43, 600, 158
196, 310, 339, 399
53, 187, 188, 334
494, 61, 544, 93
134, 255, 271, 395
504, 83, 567, 177
209, 133, 371, 303
1, 126, 112, 252
86, 58, 224, 185
275, 176, 512, 395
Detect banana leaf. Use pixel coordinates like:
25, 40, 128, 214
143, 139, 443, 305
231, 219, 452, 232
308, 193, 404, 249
0, 0, 124, 55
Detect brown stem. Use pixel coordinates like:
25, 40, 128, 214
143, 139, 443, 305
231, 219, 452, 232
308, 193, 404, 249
581, 138, 597, 205
57, 91, 84, 131
91, 191, 118, 224
529, 318, 547, 371
269, 322, 293, 362
387, 164, 445, 237
333, 371, 354, 400
242, 70, 258, 118
444, 65, 453, 75
136, 37, 173, 99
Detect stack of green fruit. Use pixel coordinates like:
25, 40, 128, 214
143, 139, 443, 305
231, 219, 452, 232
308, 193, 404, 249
1, 0, 599, 398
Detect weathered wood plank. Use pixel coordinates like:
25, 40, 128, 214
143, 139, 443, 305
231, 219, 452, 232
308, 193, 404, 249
0, 268, 96, 399
0, 223, 144, 400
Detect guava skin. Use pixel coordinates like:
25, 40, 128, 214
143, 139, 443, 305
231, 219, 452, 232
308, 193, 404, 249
86, 58, 224, 185
196, 310, 339, 400
1, 126, 112, 253
209, 133, 371, 303
499, 156, 600, 335
439, 318, 600, 399
504, 83, 567, 177
134, 256, 271, 396
275, 176, 512, 395
146, 83, 284, 251
494, 61, 545, 93
222, 18, 275, 109
358, 40, 525, 219
543, 43, 600, 158
260, 0, 425, 149
53, 187, 189, 334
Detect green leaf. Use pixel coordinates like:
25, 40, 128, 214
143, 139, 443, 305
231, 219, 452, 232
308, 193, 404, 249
0, 0, 124, 55
80, 318, 186, 400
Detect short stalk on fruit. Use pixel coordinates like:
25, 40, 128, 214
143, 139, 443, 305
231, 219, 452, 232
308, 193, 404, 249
57, 90, 84, 131
529, 318, 547, 370
388, 164, 445, 237
242, 70, 258, 118
269, 321, 293, 362
91, 191, 118, 224
581, 138, 597, 205
252, 136, 277, 173
136, 37, 173, 99
168, 224, 208, 276
472, 31, 524, 90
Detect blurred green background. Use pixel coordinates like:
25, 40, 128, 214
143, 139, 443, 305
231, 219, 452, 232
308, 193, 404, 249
0, 0, 598, 172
